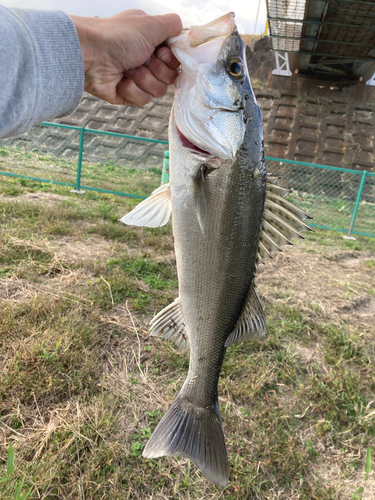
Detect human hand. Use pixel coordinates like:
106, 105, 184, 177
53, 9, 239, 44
70, 10, 182, 106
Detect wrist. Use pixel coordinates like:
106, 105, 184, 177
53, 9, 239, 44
69, 15, 99, 74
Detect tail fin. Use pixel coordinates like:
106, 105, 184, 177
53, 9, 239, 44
143, 393, 229, 487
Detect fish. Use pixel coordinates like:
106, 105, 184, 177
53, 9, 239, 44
120, 12, 312, 488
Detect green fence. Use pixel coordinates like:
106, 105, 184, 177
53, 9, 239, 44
0, 121, 168, 200
265, 159, 375, 238
0, 122, 374, 237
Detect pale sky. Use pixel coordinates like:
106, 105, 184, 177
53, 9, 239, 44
1, 0, 268, 34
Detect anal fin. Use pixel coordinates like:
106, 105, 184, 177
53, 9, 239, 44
150, 298, 189, 350
225, 282, 267, 347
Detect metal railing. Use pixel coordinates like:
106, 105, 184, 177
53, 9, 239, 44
0, 121, 168, 200
0, 122, 374, 238
265, 158, 375, 238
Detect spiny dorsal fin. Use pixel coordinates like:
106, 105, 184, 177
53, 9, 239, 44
149, 297, 189, 350
266, 182, 291, 198
225, 282, 267, 347
120, 183, 172, 228
259, 229, 283, 255
266, 175, 281, 184
258, 240, 272, 260
266, 192, 312, 221
257, 178, 313, 264
264, 200, 312, 234
263, 210, 304, 241
262, 219, 293, 248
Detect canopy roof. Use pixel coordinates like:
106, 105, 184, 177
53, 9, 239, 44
266, 0, 375, 77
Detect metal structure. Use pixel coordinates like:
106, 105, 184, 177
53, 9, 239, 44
266, 0, 375, 78
272, 51, 293, 75
0, 122, 374, 238
366, 71, 375, 84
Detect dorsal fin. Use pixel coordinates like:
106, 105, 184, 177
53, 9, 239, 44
257, 178, 313, 263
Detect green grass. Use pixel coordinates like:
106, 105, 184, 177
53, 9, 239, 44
0, 179, 374, 499
1, 143, 374, 237
287, 190, 375, 238
0, 144, 162, 198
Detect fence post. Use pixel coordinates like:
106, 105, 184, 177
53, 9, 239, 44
71, 127, 85, 194
345, 170, 367, 239
161, 150, 169, 185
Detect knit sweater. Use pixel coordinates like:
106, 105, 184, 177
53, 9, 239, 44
0, 6, 84, 138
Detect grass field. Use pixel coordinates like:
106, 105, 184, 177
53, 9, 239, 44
0, 177, 374, 499
0, 144, 163, 199
2, 144, 374, 238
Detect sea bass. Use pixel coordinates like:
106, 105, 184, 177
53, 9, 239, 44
120, 12, 311, 487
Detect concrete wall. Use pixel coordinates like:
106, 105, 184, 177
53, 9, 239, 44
264, 74, 375, 173
55, 90, 174, 142
50, 37, 375, 174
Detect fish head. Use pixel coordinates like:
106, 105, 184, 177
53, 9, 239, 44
168, 12, 253, 161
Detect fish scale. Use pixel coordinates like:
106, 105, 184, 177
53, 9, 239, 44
120, 11, 312, 488
173, 158, 265, 409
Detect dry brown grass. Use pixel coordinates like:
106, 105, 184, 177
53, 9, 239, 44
0, 186, 374, 499
240, 35, 263, 45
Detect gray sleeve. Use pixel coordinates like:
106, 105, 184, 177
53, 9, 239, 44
0, 6, 84, 139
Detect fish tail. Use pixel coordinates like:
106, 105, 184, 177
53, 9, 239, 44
143, 392, 229, 487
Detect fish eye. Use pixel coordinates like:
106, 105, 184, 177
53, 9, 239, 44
228, 59, 243, 78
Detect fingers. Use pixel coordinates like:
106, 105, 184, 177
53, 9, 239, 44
116, 49, 179, 107
117, 78, 153, 106
144, 53, 179, 85
156, 46, 181, 70
124, 65, 168, 97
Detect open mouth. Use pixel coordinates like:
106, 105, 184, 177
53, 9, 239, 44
177, 127, 211, 156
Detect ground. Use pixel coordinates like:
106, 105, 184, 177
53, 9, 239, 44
0, 178, 374, 500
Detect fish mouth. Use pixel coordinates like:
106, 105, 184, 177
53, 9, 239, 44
177, 127, 212, 157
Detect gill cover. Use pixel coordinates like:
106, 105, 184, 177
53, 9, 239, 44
168, 13, 246, 160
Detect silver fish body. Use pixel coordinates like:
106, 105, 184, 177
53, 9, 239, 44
120, 12, 312, 488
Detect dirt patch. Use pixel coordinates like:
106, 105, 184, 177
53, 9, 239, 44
0, 270, 96, 303
356, 298, 375, 316
312, 448, 375, 500
54, 235, 115, 264
294, 344, 325, 367
257, 246, 375, 329
0, 191, 72, 205
330, 250, 374, 269
341, 296, 375, 316
0, 277, 36, 301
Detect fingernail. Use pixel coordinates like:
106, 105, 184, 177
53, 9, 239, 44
158, 49, 172, 64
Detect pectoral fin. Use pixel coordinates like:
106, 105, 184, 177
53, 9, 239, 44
194, 167, 207, 234
119, 183, 172, 228
225, 282, 267, 347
